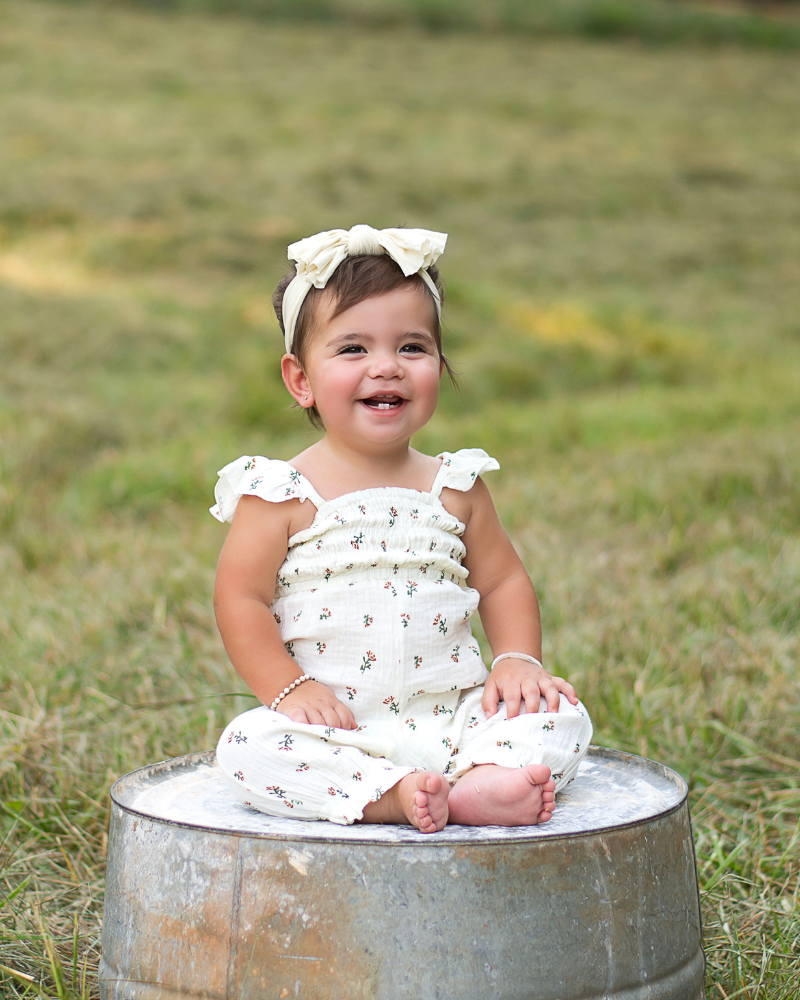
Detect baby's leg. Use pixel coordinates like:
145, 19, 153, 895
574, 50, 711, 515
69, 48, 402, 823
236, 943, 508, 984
448, 764, 556, 826
447, 691, 593, 826
217, 706, 420, 826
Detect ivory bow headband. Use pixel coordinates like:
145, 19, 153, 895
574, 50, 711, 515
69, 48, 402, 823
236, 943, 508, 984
280, 224, 447, 353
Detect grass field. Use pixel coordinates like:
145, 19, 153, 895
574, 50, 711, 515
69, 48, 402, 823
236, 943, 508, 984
1, 0, 799, 995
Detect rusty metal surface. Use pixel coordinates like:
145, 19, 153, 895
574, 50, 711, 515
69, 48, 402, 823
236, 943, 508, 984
100, 748, 705, 1000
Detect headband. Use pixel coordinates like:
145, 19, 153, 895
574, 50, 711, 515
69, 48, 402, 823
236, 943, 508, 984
280, 224, 447, 353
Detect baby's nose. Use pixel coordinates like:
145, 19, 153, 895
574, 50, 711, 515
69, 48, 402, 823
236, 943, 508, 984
369, 354, 404, 377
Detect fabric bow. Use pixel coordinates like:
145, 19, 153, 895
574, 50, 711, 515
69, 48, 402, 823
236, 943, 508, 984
280, 224, 447, 353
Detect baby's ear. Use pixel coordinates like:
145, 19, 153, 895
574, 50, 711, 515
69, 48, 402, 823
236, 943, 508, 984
281, 354, 314, 408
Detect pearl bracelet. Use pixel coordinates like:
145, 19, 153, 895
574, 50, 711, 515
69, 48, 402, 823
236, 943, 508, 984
490, 652, 544, 672
270, 674, 314, 710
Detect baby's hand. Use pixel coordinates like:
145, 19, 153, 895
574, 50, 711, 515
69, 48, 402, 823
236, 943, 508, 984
482, 658, 578, 718
276, 680, 357, 730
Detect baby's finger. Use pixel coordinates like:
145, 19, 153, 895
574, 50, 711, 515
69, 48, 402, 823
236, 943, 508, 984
504, 686, 522, 720
554, 676, 579, 705
305, 708, 326, 727
337, 703, 357, 730
481, 678, 500, 717
283, 705, 310, 725
521, 679, 541, 714
328, 702, 352, 730
540, 677, 561, 713
320, 706, 342, 729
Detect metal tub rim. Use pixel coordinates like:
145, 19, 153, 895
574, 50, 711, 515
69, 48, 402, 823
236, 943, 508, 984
109, 744, 689, 846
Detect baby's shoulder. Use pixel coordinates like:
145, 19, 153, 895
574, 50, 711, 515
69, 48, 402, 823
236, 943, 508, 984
209, 455, 323, 524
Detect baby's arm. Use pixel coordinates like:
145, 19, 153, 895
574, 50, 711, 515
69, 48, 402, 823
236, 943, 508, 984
459, 478, 578, 717
214, 495, 356, 729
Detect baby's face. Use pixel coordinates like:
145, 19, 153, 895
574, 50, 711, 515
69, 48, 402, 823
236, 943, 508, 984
300, 287, 442, 450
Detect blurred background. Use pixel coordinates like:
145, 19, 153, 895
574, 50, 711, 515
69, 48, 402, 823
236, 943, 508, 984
1, 0, 799, 995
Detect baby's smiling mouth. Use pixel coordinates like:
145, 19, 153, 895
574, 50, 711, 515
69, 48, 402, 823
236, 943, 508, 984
361, 394, 405, 410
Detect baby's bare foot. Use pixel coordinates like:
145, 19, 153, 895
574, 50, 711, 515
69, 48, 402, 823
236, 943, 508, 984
361, 771, 449, 833
448, 764, 555, 826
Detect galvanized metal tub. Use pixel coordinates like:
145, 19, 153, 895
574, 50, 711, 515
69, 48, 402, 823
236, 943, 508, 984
100, 746, 704, 1000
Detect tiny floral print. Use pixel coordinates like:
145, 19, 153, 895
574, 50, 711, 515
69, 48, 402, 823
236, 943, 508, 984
319, 607, 332, 619
249, 477, 264, 490
388, 507, 398, 527
433, 613, 448, 636
358, 504, 366, 514
410, 509, 419, 519
467, 715, 480, 729
233, 770, 244, 781
384, 582, 397, 596
406, 581, 418, 597
442, 736, 453, 750
360, 651, 376, 673
334, 514, 347, 525
315, 539, 324, 550
413, 655, 423, 669
316, 642, 326, 654
496, 740, 512, 749
327, 787, 350, 799
542, 720, 555, 732
324, 568, 333, 581
400, 613, 410, 628
227, 731, 248, 745
383, 695, 400, 715
285, 641, 295, 658
278, 735, 294, 751
404, 718, 416, 730
273, 613, 282, 624
351, 533, 363, 549
296, 763, 310, 772
444, 761, 456, 775
293, 611, 302, 622
428, 541, 436, 551
451, 645, 460, 662
380, 540, 387, 551
363, 615, 373, 628
432, 704, 453, 717
352, 772, 362, 781
346, 686, 357, 701
243, 459, 255, 471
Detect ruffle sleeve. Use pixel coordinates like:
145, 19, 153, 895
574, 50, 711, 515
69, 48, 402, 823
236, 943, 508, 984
435, 448, 500, 493
209, 455, 319, 523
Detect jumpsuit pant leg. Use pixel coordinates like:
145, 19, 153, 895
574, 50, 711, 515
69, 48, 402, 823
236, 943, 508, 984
447, 692, 593, 791
217, 707, 417, 825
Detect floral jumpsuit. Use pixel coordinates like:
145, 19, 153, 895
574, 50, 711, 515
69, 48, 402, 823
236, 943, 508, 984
212, 449, 592, 825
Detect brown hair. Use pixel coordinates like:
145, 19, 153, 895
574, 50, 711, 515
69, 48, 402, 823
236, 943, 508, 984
273, 254, 456, 428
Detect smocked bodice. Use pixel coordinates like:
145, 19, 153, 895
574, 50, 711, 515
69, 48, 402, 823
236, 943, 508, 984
210, 449, 500, 602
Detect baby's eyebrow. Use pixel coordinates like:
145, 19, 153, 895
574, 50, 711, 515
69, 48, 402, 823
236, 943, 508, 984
326, 332, 370, 348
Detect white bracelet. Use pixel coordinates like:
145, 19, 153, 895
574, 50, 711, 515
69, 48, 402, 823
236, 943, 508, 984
270, 674, 314, 710
490, 652, 544, 672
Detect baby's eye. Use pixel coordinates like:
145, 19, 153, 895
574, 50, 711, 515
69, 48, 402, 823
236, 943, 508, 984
400, 344, 428, 354
337, 345, 366, 355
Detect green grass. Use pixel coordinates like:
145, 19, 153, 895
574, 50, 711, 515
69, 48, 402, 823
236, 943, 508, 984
47, 0, 800, 49
1, 0, 799, 995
